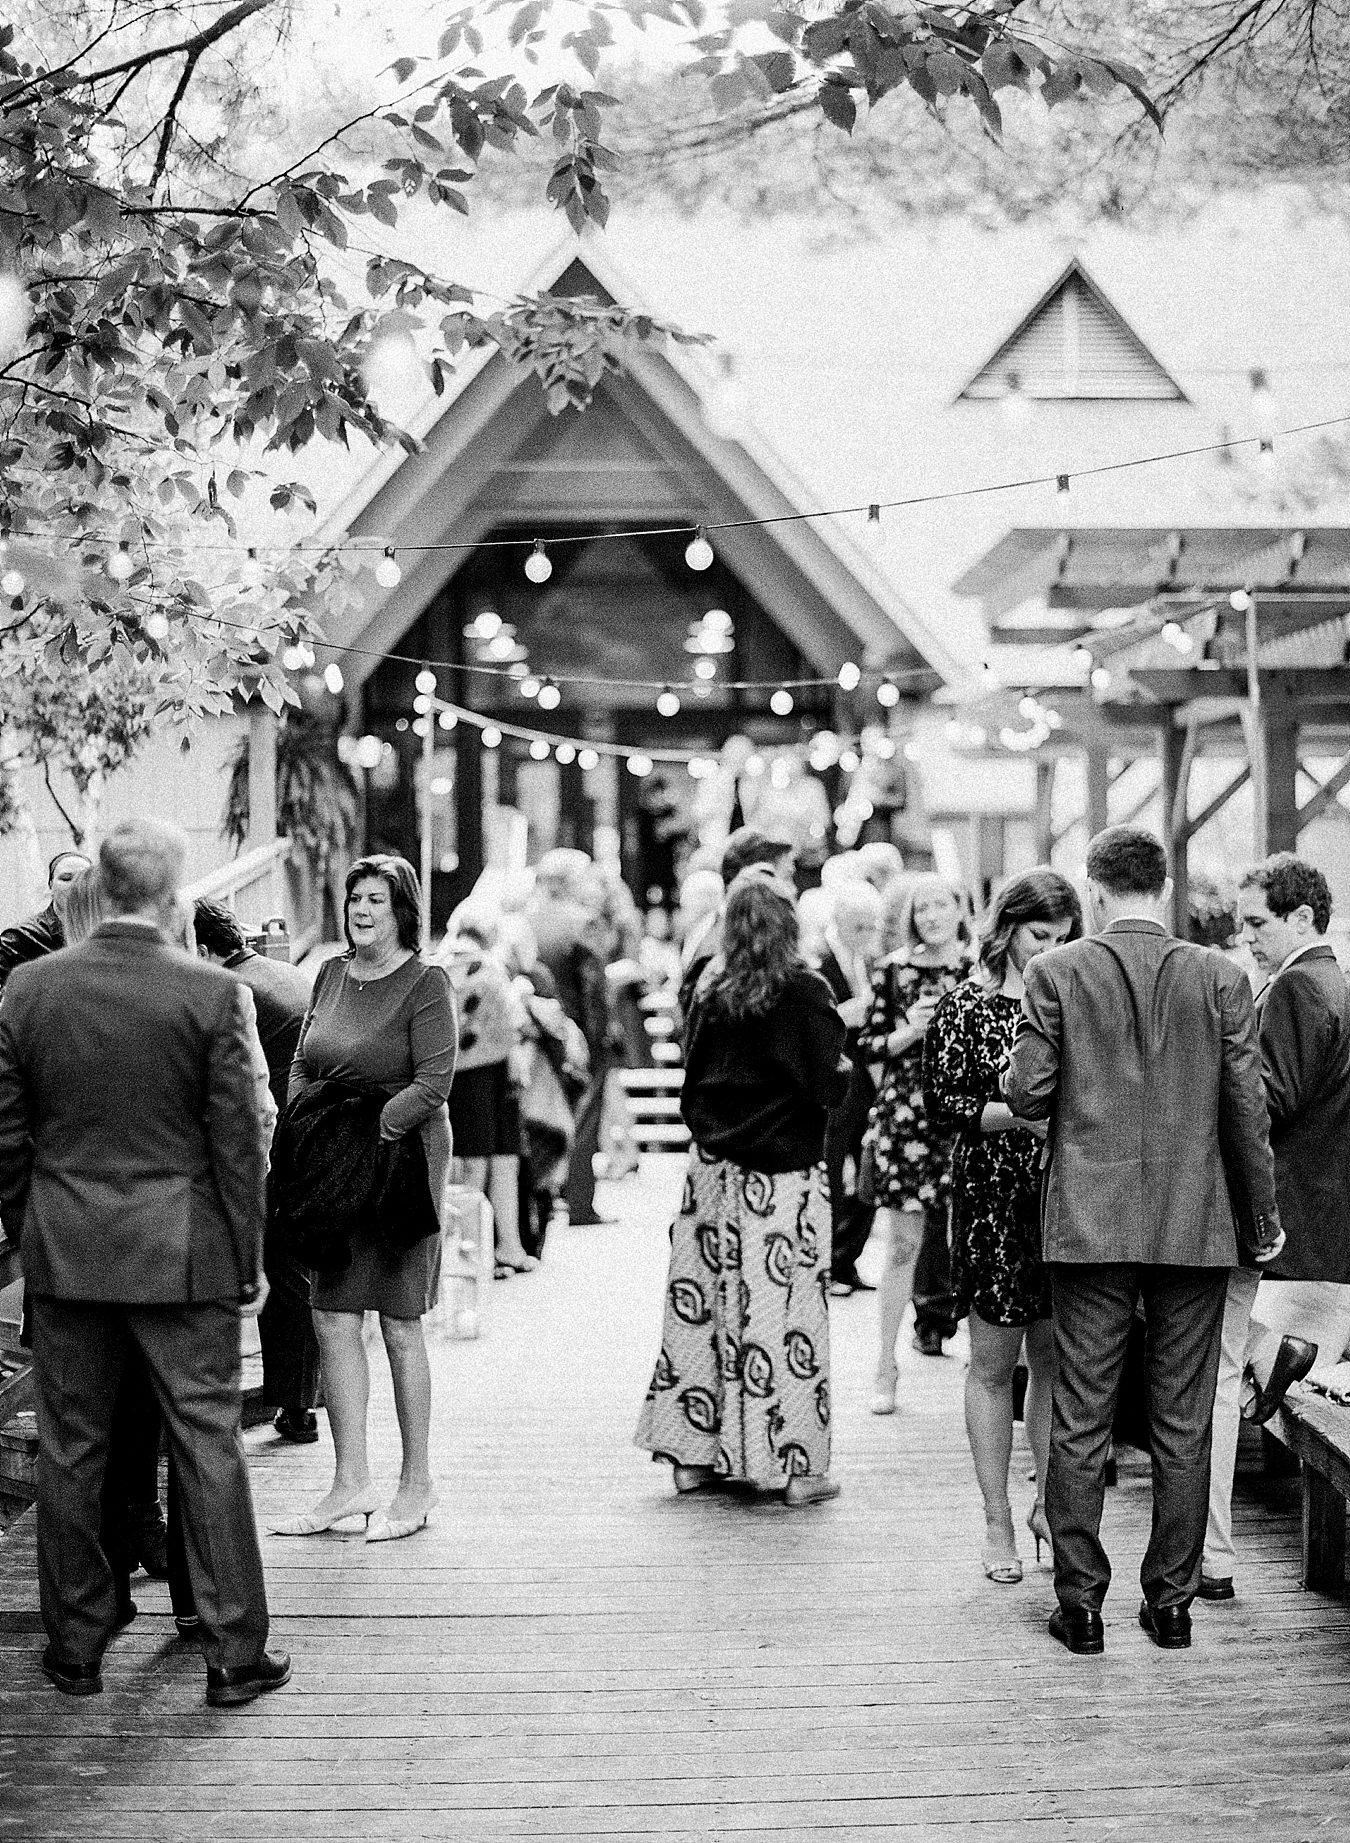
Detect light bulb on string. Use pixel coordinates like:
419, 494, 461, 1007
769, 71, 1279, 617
355, 735, 384, 771
415, 668, 437, 695
324, 662, 344, 695
1257, 437, 1277, 474
877, 678, 900, 708
0, 566, 23, 597
685, 527, 714, 572
839, 749, 860, 774
1230, 588, 1253, 612
1018, 693, 1040, 720
627, 753, 654, 778
108, 542, 134, 582
507, 660, 530, 681
770, 688, 794, 717
520, 676, 541, 699
437, 709, 457, 731
524, 540, 552, 584
656, 687, 681, 718
693, 657, 717, 681
529, 738, 551, 762
412, 716, 430, 737
467, 610, 503, 641
744, 753, 765, 778
282, 644, 305, 671
375, 548, 401, 588
1091, 666, 1112, 692
482, 726, 502, 749
241, 547, 264, 588
413, 693, 431, 715
1000, 368, 1031, 428
838, 661, 861, 692
536, 679, 561, 711
1071, 644, 1093, 671
146, 611, 170, 641
555, 742, 576, 765
702, 608, 733, 635
578, 748, 600, 772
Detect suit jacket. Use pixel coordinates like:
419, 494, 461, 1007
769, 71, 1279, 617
531, 898, 612, 1064
1257, 943, 1350, 1282
0, 920, 269, 1303
225, 947, 312, 1113
1003, 919, 1279, 1266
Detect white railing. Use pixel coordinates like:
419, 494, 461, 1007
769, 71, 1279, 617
184, 838, 292, 931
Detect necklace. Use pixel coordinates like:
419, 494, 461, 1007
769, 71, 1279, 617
349, 953, 404, 989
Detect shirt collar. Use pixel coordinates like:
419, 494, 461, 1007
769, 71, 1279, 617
1277, 939, 1328, 975
1104, 916, 1167, 932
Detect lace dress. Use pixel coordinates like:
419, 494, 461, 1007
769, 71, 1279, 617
857, 957, 967, 1210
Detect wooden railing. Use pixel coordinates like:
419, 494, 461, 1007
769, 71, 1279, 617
184, 837, 292, 929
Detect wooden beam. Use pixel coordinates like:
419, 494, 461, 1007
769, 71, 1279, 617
1034, 758, 1056, 864
1161, 723, 1190, 936
1182, 764, 1252, 845
1086, 746, 1110, 839
1298, 753, 1350, 832
1264, 681, 1301, 855
1130, 668, 1350, 706
246, 703, 278, 849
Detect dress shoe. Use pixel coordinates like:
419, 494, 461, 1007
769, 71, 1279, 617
869, 1365, 898, 1415
1139, 1600, 1192, 1648
1048, 1606, 1104, 1655
113, 1595, 137, 1630
206, 1649, 292, 1707
1244, 1335, 1319, 1426
672, 1463, 719, 1495
273, 1408, 320, 1444
1198, 1575, 1235, 1602
784, 1476, 841, 1507
272, 1486, 380, 1536
366, 1492, 437, 1543
912, 1327, 945, 1358
174, 1613, 201, 1642
42, 1646, 103, 1696
133, 1507, 170, 1580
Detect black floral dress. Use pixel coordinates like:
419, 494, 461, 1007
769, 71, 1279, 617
922, 977, 1050, 1327
858, 956, 967, 1211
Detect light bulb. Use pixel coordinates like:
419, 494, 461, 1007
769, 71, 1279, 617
685, 528, 714, 572
108, 544, 134, 582
839, 750, 860, 774
481, 726, 502, 749
0, 567, 23, 597
469, 610, 502, 640
413, 693, 431, 715
555, 742, 577, 765
355, 734, 384, 770
877, 679, 901, 708
536, 680, 561, 711
693, 658, 717, 681
529, 738, 551, 761
770, 689, 794, 717
627, 753, 654, 777
520, 677, 541, 699
414, 668, 436, 694
838, 661, 861, 692
745, 753, 765, 778
875, 736, 897, 759
375, 548, 401, 588
1257, 438, 1277, 473
702, 608, 733, 635
1071, 645, 1093, 671
412, 716, 430, 737
578, 747, 600, 772
656, 688, 681, 718
324, 663, 344, 695
1230, 589, 1252, 612
1091, 666, 1112, 692
1018, 694, 1040, 719
283, 645, 305, 671
146, 611, 170, 640
437, 709, 457, 731
524, 541, 552, 584
241, 548, 264, 588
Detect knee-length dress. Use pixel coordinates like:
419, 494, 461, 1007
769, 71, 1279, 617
290, 953, 457, 1319
921, 977, 1049, 1327
857, 957, 966, 1210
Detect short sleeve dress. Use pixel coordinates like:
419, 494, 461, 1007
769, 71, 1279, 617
921, 977, 1049, 1327
290, 953, 457, 1319
857, 956, 968, 1211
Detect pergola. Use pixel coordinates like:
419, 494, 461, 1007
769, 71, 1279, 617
954, 527, 1350, 930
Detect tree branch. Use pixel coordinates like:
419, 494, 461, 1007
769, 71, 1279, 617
149, 46, 204, 193
40, 756, 83, 847
76, 0, 276, 87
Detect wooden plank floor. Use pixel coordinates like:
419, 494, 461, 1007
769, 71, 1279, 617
2, 1154, 1349, 1841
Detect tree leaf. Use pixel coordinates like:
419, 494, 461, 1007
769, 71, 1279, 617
818, 79, 856, 135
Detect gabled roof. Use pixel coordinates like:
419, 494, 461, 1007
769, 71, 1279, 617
317, 232, 964, 691
957, 259, 1185, 403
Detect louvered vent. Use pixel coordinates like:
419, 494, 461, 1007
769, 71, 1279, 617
961, 265, 1184, 401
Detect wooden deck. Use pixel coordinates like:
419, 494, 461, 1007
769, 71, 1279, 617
2, 1154, 1349, 1841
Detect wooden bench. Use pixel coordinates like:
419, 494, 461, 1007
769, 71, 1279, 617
1268, 1391, 1350, 1595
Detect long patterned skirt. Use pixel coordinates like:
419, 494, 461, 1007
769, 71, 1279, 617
635, 1149, 833, 1487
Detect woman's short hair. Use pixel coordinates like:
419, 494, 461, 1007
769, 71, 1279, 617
707, 867, 801, 1018
61, 865, 106, 946
344, 854, 422, 952
883, 872, 973, 960
979, 868, 1083, 983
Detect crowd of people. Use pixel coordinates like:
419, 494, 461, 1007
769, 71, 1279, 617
2, 804, 1349, 1705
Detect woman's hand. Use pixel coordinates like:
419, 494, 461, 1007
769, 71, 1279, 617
979, 1102, 1049, 1138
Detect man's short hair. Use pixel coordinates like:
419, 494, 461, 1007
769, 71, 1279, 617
99, 820, 187, 915
719, 827, 792, 887
1086, 825, 1168, 898
1240, 852, 1332, 934
193, 898, 249, 958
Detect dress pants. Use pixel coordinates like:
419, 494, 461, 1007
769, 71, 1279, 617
565, 1059, 609, 1226
30, 1296, 269, 1673
825, 1062, 875, 1283
911, 1208, 958, 1341
258, 1227, 320, 1414
1047, 1263, 1227, 1613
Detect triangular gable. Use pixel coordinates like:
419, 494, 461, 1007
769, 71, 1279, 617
958, 260, 1185, 402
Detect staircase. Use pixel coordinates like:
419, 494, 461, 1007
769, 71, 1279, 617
619, 986, 690, 1155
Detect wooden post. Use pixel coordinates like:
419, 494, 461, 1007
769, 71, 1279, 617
1303, 1464, 1347, 1596
1161, 721, 1190, 937
1263, 675, 1300, 855
1034, 757, 1056, 865
419, 704, 434, 946
247, 703, 278, 848
1085, 746, 1110, 841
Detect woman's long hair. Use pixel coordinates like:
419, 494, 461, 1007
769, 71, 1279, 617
882, 872, 973, 962
706, 869, 802, 1019
61, 865, 105, 946
978, 868, 1083, 985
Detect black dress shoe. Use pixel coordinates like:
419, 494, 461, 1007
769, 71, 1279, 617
206, 1649, 292, 1707
912, 1327, 945, 1357
1198, 1575, 1235, 1602
42, 1646, 103, 1696
133, 1507, 170, 1580
175, 1613, 201, 1641
1048, 1606, 1104, 1654
1244, 1336, 1319, 1426
1139, 1600, 1192, 1648
272, 1408, 320, 1444
113, 1595, 138, 1630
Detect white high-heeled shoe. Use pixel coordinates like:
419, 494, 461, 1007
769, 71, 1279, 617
271, 1487, 380, 1537
869, 1366, 898, 1415
366, 1492, 438, 1543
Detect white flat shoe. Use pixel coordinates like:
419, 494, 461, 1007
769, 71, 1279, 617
271, 1488, 380, 1536
784, 1476, 841, 1508
869, 1370, 898, 1415
366, 1494, 438, 1543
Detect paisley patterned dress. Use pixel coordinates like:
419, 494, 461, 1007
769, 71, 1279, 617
857, 956, 968, 1210
635, 1149, 832, 1486
921, 977, 1050, 1327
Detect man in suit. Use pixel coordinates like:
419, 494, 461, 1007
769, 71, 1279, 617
1004, 825, 1283, 1656
0, 819, 289, 1706
0, 849, 91, 989
194, 897, 319, 1445
814, 879, 883, 1295
1203, 854, 1350, 1598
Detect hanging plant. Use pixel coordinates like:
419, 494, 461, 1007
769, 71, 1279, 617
225, 706, 360, 877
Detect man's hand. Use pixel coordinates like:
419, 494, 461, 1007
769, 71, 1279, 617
237, 1274, 270, 1318
1254, 1230, 1286, 1266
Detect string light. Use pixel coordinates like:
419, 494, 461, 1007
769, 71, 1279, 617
1071, 644, 1092, 671
838, 661, 861, 692
529, 738, 551, 761
412, 716, 430, 737
375, 547, 401, 588
770, 689, 794, 716
536, 679, 561, 711
555, 742, 576, 765
1, 566, 24, 597
1230, 588, 1253, 612
578, 747, 600, 772
685, 527, 714, 571
415, 668, 437, 694
324, 662, 344, 695
520, 675, 541, 699
524, 540, 552, 584
413, 693, 431, 714
692, 658, 717, 681
437, 708, 457, 730
627, 753, 654, 777
877, 679, 901, 708
482, 726, 502, 748
1090, 666, 1112, 692
839, 749, 860, 773
354, 734, 384, 770
656, 687, 681, 717
1057, 474, 1070, 494
242, 547, 263, 587
146, 611, 170, 640
108, 542, 134, 582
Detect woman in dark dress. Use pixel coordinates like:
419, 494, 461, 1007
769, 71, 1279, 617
923, 870, 1082, 1582
274, 856, 456, 1544
857, 875, 972, 1413
636, 867, 850, 1505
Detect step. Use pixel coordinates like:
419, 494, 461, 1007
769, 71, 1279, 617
632, 1123, 693, 1146
619, 1070, 685, 1091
